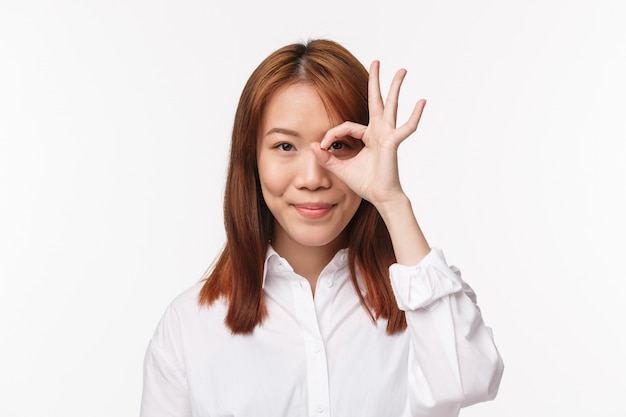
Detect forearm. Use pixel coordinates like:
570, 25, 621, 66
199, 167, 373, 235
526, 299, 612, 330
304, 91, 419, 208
375, 193, 431, 265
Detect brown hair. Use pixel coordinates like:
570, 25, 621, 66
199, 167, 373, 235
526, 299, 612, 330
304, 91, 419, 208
199, 39, 407, 334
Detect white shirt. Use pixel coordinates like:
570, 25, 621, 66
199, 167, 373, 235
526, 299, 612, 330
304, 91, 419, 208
140, 247, 503, 417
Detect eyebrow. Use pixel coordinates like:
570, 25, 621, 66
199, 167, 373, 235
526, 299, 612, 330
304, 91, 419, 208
265, 127, 301, 137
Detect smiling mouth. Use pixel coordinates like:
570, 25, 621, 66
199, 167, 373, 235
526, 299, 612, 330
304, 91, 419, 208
293, 204, 335, 219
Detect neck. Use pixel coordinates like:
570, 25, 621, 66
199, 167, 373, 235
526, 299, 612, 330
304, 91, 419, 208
272, 234, 346, 294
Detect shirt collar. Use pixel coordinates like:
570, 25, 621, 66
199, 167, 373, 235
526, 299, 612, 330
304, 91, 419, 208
262, 245, 285, 288
262, 245, 350, 288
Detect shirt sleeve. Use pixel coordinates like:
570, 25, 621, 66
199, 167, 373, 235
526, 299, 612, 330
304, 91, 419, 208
140, 306, 192, 417
389, 248, 504, 416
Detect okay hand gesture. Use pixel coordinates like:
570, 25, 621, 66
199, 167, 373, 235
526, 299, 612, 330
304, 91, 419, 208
313, 60, 426, 210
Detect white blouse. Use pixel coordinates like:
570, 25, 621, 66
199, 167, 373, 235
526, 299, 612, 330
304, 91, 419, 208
140, 247, 503, 417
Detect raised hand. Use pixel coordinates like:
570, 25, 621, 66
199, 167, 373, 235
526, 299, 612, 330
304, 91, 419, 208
312, 60, 426, 210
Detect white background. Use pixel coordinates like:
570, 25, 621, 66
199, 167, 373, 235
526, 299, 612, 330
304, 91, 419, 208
1, 0, 625, 416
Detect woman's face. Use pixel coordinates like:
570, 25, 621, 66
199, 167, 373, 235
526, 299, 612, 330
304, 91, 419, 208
257, 83, 362, 253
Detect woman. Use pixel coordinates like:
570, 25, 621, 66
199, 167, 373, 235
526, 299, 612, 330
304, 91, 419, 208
140, 39, 503, 417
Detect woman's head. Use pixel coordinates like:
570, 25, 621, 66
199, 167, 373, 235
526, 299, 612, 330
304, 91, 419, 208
226, 39, 370, 248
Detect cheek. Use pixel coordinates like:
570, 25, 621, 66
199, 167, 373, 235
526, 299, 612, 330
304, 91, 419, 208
336, 183, 362, 218
347, 195, 362, 218
257, 157, 290, 198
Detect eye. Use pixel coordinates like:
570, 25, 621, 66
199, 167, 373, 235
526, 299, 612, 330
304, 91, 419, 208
327, 137, 362, 159
276, 142, 294, 151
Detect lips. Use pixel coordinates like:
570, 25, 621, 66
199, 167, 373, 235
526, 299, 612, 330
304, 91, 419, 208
293, 203, 335, 219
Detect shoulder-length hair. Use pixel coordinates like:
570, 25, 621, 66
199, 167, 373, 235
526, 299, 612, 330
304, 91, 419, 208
199, 39, 407, 335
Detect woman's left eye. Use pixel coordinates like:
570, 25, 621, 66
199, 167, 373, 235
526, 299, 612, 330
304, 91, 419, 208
327, 138, 362, 159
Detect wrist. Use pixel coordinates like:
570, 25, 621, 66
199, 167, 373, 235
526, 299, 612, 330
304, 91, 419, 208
374, 193, 431, 265
372, 192, 412, 222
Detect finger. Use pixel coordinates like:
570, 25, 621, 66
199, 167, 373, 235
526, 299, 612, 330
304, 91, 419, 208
384, 69, 408, 125
368, 60, 384, 117
320, 121, 368, 150
311, 142, 345, 176
396, 99, 427, 140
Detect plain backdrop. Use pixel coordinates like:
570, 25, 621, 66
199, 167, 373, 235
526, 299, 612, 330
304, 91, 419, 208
1, 0, 625, 416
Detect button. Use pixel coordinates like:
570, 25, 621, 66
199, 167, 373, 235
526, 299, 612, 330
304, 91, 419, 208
340, 254, 347, 261
316, 405, 326, 413
325, 279, 333, 288
312, 343, 322, 353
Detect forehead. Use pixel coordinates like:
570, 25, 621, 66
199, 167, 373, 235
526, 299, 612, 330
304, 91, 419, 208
261, 83, 340, 130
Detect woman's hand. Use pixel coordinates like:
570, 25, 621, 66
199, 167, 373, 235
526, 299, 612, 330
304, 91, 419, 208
314, 60, 431, 264
312, 60, 426, 210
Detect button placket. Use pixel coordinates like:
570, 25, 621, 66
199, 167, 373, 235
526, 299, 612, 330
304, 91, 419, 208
290, 279, 330, 417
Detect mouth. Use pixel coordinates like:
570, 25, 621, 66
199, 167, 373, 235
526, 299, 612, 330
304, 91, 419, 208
293, 203, 335, 219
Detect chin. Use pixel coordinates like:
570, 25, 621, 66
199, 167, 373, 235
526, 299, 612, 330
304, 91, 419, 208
287, 228, 346, 249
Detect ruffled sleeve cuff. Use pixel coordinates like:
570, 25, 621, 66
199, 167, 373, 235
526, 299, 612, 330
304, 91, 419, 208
389, 247, 464, 311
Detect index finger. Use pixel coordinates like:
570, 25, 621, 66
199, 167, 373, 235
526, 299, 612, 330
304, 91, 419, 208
320, 121, 367, 150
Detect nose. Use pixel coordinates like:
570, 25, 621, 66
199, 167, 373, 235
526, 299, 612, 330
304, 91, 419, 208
293, 148, 331, 190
